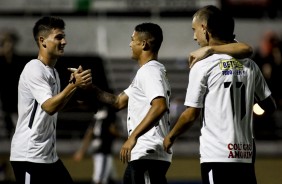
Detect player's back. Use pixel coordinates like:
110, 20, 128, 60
189, 54, 266, 163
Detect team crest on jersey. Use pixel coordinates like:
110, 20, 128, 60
220, 58, 245, 76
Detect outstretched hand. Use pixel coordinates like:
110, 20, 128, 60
68, 65, 92, 89
68, 65, 83, 83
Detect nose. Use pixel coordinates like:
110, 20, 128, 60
193, 34, 197, 41
62, 38, 67, 45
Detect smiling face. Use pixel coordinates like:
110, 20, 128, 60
41, 28, 67, 59
129, 30, 144, 61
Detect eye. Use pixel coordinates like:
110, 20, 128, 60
55, 34, 65, 40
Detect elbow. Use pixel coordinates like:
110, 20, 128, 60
163, 105, 169, 114
41, 103, 57, 116
246, 46, 253, 57
151, 97, 168, 117
44, 109, 56, 116
159, 104, 169, 118
113, 102, 125, 111
239, 43, 253, 58
182, 107, 201, 122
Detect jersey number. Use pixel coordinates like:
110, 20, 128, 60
224, 82, 246, 120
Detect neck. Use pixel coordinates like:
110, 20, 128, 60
210, 38, 231, 46
37, 54, 57, 68
138, 52, 158, 67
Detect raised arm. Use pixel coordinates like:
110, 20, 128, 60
42, 66, 92, 115
189, 42, 253, 68
68, 67, 129, 111
91, 85, 128, 111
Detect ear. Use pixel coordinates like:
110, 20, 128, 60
201, 24, 207, 34
202, 24, 209, 42
39, 36, 46, 48
142, 40, 150, 51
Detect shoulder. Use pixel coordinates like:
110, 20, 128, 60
24, 59, 43, 70
195, 54, 233, 66
191, 54, 234, 77
141, 60, 165, 73
22, 59, 45, 78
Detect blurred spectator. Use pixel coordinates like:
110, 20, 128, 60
252, 30, 282, 139
73, 103, 124, 184
0, 29, 24, 139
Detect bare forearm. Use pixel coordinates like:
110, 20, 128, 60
91, 85, 127, 110
169, 107, 200, 141
130, 98, 167, 139
43, 66, 93, 115
170, 116, 193, 141
189, 42, 253, 68
92, 85, 118, 106
42, 83, 77, 115
210, 42, 253, 58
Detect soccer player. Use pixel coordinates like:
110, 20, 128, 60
163, 5, 277, 184
80, 21, 254, 184
10, 16, 92, 184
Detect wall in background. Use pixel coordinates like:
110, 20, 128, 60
1, 17, 282, 59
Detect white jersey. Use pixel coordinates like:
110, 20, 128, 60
10, 59, 60, 163
185, 54, 271, 163
124, 60, 172, 162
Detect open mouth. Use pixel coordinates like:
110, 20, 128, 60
58, 47, 65, 52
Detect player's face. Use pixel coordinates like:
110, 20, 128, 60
129, 31, 143, 60
44, 28, 67, 58
192, 17, 208, 47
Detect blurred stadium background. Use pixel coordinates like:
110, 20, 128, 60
0, 0, 282, 184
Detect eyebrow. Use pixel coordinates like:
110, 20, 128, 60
56, 33, 65, 36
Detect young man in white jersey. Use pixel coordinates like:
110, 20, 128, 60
86, 22, 172, 184
79, 22, 253, 184
10, 16, 92, 184
163, 5, 277, 184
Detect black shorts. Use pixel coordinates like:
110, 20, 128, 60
201, 162, 257, 184
123, 159, 171, 184
10, 159, 74, 184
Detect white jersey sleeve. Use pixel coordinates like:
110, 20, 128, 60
24, 59, 57, 105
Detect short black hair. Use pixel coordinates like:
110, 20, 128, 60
33, 16, 65, 46
193, 5, 235, 42
134, 22, 163, 53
